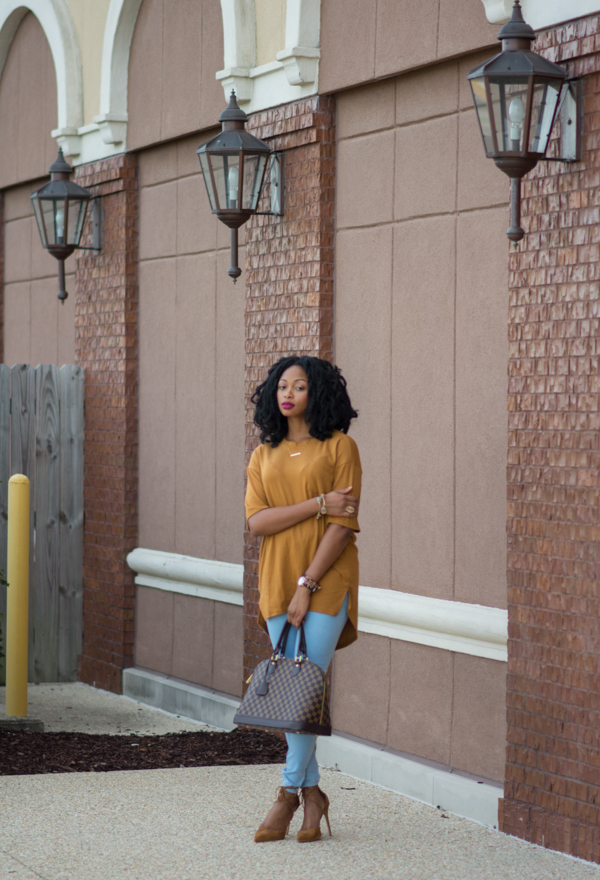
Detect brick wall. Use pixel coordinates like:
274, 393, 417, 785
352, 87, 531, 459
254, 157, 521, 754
502, 16, 600, 863
74, 155, 139, 694
243, 97, 336, 682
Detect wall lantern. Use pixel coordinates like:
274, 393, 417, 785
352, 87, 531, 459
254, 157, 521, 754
467, 1, 582, 242
197, 91, 284, 281
30, 149, 102, 303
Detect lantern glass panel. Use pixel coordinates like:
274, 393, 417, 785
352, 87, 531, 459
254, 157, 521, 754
39, 197, 66, 246
489, 79, 530, 153
67, 198, 89, 246
32, 197, 48, 247
470, 77, 494, 154
528, 79, 562, 154
210, 152, 241, 211
242, 153, 268, 210
199, 152, 216, 211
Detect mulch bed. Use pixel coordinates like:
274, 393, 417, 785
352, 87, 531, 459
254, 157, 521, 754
0, 728, 286, 775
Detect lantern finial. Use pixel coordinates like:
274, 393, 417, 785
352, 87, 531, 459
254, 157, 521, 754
219, 90, 247, 126
498, 2, 535, 45
49, 148, 73, 176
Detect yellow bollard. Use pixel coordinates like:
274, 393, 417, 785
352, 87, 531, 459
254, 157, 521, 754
5, 474, 30, 718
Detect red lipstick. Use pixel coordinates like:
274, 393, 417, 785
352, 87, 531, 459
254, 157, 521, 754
281, 402, 294, 410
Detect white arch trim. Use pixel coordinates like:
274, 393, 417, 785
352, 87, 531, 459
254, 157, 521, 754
284, 0, 319, 49
276, 0, 320, 87
94, 0, 143, 146
0, 0, 82, 139
220, 0, 256, 71
216, 0, 320, 111
216, 0, 256, 104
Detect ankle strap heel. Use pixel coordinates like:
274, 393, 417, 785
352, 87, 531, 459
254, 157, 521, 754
297, 785, 331, 842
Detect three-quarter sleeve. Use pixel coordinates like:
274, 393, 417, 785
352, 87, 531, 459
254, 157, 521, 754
325, 434, 362, 532
245, 448, 270, 523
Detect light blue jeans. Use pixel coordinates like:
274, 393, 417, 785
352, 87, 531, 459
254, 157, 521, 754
266, 593, 349, 791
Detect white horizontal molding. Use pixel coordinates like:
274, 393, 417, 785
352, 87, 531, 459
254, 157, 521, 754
358, 586, 507, 662
127, 549, 506, 660
481, 0, 600, 29
126, 548, 243, 606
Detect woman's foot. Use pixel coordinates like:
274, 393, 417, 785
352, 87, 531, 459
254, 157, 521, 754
254, 787, 300, 842
297, 785, 331, 842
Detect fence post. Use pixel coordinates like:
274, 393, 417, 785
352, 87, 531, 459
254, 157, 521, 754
5, 474, 30, 717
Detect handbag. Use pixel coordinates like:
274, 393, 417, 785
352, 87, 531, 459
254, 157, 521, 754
233, 621, 332, 736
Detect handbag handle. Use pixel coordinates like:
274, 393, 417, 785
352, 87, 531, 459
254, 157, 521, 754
273, 620, 308, 660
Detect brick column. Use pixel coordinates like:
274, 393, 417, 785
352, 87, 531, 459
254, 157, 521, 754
243, 97, 336, 683
502, 17, 600, 863
74, 155, 139, 694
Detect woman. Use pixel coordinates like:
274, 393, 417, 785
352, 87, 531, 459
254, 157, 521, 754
245, 355, 361, 843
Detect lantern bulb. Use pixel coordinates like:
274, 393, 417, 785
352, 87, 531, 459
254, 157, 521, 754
56, 207, 65, 242
508, 96, 526, 142
508, 97, 525, 124
228, 166, 239, 206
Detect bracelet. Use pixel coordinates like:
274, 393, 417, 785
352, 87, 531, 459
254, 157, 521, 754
298, 574, 321, 593
316, 494, 327, 519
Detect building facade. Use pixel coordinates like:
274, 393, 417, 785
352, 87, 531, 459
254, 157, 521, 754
0, 0, 598, 863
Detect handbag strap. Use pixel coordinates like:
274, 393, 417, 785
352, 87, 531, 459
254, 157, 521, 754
296, 622, 308, 659
272, 620, 308, 660
273, 621, 292, 657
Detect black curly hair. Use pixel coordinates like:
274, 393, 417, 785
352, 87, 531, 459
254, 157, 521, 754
251, 356, 358, 447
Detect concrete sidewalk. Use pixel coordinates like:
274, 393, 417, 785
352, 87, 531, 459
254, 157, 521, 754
0, 682, 214, 735
1, 683, 600, 880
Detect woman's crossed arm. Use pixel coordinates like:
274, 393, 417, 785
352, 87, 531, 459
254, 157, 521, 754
247, 487, 358, 537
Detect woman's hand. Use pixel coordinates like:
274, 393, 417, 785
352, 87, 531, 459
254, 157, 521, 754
324, 486, 359, 518
287, 585, 312, 628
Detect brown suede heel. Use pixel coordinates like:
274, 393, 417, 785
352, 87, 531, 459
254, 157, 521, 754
254, 786, 300, 843
296, 785, 331, 842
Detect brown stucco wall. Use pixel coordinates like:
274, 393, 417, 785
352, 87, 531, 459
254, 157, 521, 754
336, 53, 508, 607
2, 182, 76, 367
0, 12, 58, 190
0, 14, 75, 368
137, 135, 246, 565
127, 0, 225, 151
319, 0, 498, 96
331, 53, 510, 781
0, 13, 78, 368
135, 587, 243, 697
134, 134, 246, 695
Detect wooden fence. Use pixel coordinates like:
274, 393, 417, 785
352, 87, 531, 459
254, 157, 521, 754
0, 364, 84, 684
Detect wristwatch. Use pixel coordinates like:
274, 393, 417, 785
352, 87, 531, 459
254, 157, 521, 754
298, 574, 321, 593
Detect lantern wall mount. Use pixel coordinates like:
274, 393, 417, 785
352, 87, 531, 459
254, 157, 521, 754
197, 92, 284, 282
467, 1, 582, 242
30, 149, 103, 303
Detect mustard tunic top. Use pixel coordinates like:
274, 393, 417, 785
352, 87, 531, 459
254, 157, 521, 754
245, 430, 362, 651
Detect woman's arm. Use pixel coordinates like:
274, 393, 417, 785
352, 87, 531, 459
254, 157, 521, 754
248, 488, 359, 537
286, 524, 353, 627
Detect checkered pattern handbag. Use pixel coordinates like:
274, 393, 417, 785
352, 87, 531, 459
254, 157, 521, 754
233, 621, 332, 736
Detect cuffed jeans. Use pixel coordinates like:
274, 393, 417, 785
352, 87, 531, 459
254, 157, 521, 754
266, 593, 349, 791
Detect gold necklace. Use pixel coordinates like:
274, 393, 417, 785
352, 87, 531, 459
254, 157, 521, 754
285, 437, 312, 457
